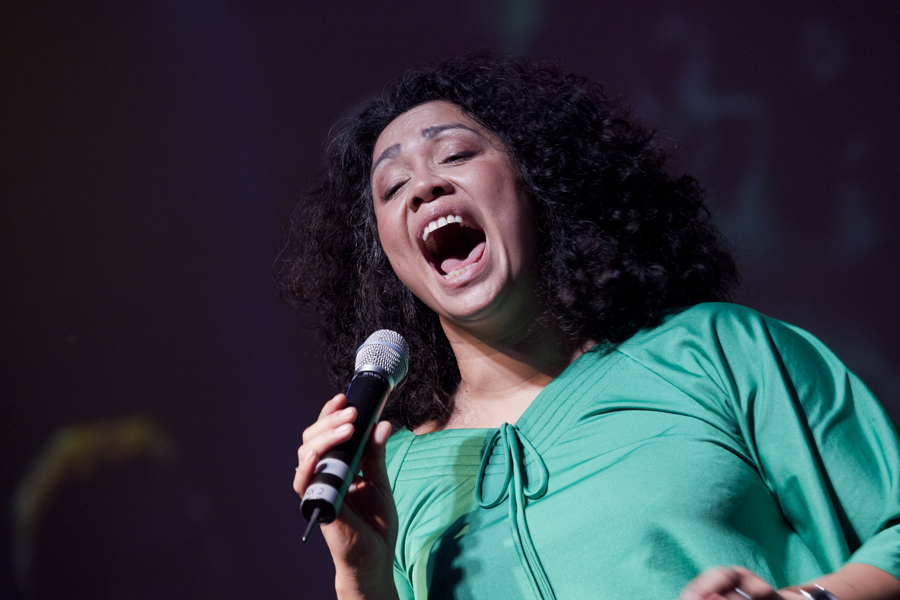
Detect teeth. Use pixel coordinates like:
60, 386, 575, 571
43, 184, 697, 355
422, 214, 463, 242
443, 263, 473, 279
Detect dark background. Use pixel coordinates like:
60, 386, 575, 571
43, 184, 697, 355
2, 1, 898, 598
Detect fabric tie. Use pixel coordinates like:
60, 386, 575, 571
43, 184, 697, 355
475, 423, 554, 600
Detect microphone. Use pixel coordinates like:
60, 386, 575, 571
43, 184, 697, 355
300, 329, 409, 542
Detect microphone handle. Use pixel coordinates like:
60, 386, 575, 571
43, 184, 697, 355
300, 370, 391, 524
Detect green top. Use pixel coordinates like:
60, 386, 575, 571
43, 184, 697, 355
384, 303, 900, 600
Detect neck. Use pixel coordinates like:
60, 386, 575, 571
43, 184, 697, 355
416, 315, 590, 433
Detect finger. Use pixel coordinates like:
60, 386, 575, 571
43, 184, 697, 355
727, 589, 782, 600
334, 420, 398, 542
302, 404, 357, 444
682, 567, 782, 600
373, 420, 393, 447
318, 393, 347, 419
731, 568, 782, 600
292, 447, 319, 496
682, 567, 741, 600
293, 418, 357, 495
298, 420, 356, 461
358, 420, 393, 489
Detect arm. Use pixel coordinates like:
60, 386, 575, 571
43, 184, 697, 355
293, 393, 400, 600
680, 563, 900, 600
802, 563, 900, 600
681, 306, 900, 600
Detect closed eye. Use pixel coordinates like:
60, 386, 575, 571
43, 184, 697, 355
382, 179, 408, 200
443, 151, 476, 164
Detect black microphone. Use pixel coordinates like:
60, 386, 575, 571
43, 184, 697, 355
300, 329, 409, 542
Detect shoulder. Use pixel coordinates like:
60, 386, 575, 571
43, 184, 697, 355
652, 301, 770, 334
619, 302, 770, 356
616, 302, 841, 395
626, 302, 811, 354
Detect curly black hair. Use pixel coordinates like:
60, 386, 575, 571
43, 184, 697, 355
280, 52, 739, 431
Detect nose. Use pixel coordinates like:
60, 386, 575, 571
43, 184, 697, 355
408, 169, 453, 210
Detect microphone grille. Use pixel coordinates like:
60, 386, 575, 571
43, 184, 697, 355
355, 329, 409, 387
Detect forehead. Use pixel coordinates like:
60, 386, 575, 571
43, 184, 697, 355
372, 101, 485, 162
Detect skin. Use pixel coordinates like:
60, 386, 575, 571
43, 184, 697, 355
678, 564, 900, 600
293, 395, 398, 600
370, 101, 588, 431
294, 101, 900, 600
369, 101, 541, 340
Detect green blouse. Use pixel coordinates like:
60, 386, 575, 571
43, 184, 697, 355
385, 303, 900, 600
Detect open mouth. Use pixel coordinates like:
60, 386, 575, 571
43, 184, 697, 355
422, 215, 486, 277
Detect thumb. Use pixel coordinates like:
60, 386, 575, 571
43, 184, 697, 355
359, 420, 393, 489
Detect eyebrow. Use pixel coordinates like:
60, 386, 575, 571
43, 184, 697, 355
371, 143, 401, 175
371, 123, 482, 175
422, 123, 479, 139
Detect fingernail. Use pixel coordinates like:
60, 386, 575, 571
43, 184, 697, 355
337, 424, 352, 435
340, 407, 355, 418
304, 450, 316, 463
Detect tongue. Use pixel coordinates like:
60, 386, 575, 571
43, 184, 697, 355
440, 241, 485, 275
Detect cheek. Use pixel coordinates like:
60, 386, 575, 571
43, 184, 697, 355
373, 203, 394, 247
498, 178, 537, 246
374, 211, 413, 278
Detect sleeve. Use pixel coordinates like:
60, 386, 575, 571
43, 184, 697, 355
708, 306, 900, 579
393, 563, 415, 600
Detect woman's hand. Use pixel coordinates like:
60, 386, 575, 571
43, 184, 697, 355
294, 393, 400, 600
678, 567, 805, 600
680, 563, 900, 600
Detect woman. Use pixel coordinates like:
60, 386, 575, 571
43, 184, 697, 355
285, 53, 900, 600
